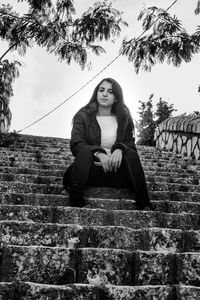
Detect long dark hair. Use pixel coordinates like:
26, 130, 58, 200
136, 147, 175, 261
84, 78, 130, 121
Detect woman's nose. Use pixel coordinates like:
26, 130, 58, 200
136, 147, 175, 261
103, 90, 108, 96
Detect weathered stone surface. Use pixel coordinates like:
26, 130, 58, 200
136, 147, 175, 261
135, 251, 175, 285
1, 245, 75, 284
112, 211, 159, 229
88, 226, 149, 252
107, 285, 175, 300
76, 248, 134, 286
14, 282, 99, 300
160, 212, 200, 230
0, 205, 54, 223
0, 192, 68, 206
0, 133, 200, 298
184, 230, 200, 252
148, 228, 184, 253
0, 182, 63, 194
176, 285, 200, 299
0, 221, 88, 248
176, 253, 200, 286
0, 282, 15, 299
54, 207, 108, 226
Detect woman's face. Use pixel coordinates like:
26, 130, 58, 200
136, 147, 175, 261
96, 80, 116, 109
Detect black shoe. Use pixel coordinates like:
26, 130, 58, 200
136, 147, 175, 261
69, 192, 85, 207
136, 201, 155, 211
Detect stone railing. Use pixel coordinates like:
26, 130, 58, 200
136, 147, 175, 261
154, 112, 200, 160
0, 99, 12, 133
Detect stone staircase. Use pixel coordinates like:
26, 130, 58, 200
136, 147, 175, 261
0, 133, 200, 299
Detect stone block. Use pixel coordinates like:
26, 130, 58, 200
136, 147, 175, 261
0, 192, 68, 206
0, 205, 54, 223
176, 253, 200, 286
0, 283, 15, 300
0, 182, 63, 195
112, 211, 159, 229
85, 187, 134, 199
107, 285, 175, 300
15, 282, 98, 300
148, 228, 184, 253
176, 285, 200, 300
76, 248, 134, 286
88, 226, 149, 251
1, 245, 75, 284
160, 212, 200, 230
167, 201, 200, 214
184, 230, 200, 252
135, 251, 175, 285
0, 221, 88, 248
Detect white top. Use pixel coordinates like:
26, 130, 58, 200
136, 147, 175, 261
96, 116, 117, 154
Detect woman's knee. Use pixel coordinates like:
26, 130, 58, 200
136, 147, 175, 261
124, 149, 139, 161
76, 148, 93, 161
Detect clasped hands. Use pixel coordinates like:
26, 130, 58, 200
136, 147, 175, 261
97, 149, 122, 173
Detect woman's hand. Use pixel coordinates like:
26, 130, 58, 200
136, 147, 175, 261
110, 149, 122, 172
97, 153, 112, 173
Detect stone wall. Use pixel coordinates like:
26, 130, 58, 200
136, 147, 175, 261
0, 99, 12, 133
154, 113, 200, 160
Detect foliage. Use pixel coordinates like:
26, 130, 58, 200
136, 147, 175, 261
155, 97, 177, 125
0, 0, 127, 67
0, 59, 21, 106
136, 94, 156, 146
0, 0, 128, 117
121, 5, 200, 74
136, 94, 176, 146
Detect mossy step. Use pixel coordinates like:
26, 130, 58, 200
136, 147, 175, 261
0, 151, 197, 167
1, 246, 200, 286
0, 173, 199, 186
0, 150, 191, 165
1, 192, 200, 214
0, 165, 198, 179
1, 180, 200, 196
1, 246, 132, 285
0, 205, 199, 230
1, 221, 200, 252
0, 166, 198, 182
149, 190, 200, 202
1, 282, 200, 300
0, 166, 64, 177
3, 281, 200, 300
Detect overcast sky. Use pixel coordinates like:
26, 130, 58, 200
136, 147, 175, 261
1, 0, 200, 138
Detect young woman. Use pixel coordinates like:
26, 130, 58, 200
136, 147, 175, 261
63, 78, 154, 210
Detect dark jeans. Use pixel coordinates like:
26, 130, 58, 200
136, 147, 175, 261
63, 148, 151, 209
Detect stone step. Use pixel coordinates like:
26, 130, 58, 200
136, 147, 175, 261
0, 166, 198, 185
0, 205, 199, 230
2, 152, 197, 173
0, 165, 198, 179
148, 190, 200, 202
0, 172, 198, 187
0, 149, 197, 166
1, 192, 200, 214
1, 180, 200, 196
1, 221, 200, 252
1, 281, 200, 300
1, 245, 200, 286
0, 150, 192, 165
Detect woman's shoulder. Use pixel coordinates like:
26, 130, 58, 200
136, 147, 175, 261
74, 102, 97, 118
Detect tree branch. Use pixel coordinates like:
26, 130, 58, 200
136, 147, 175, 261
0, 42, 18, 61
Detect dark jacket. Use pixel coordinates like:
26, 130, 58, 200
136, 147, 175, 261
70, 102, 137, 157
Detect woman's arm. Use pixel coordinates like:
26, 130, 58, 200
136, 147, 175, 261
111, 116, 137, 154
70, 111, 107, 157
